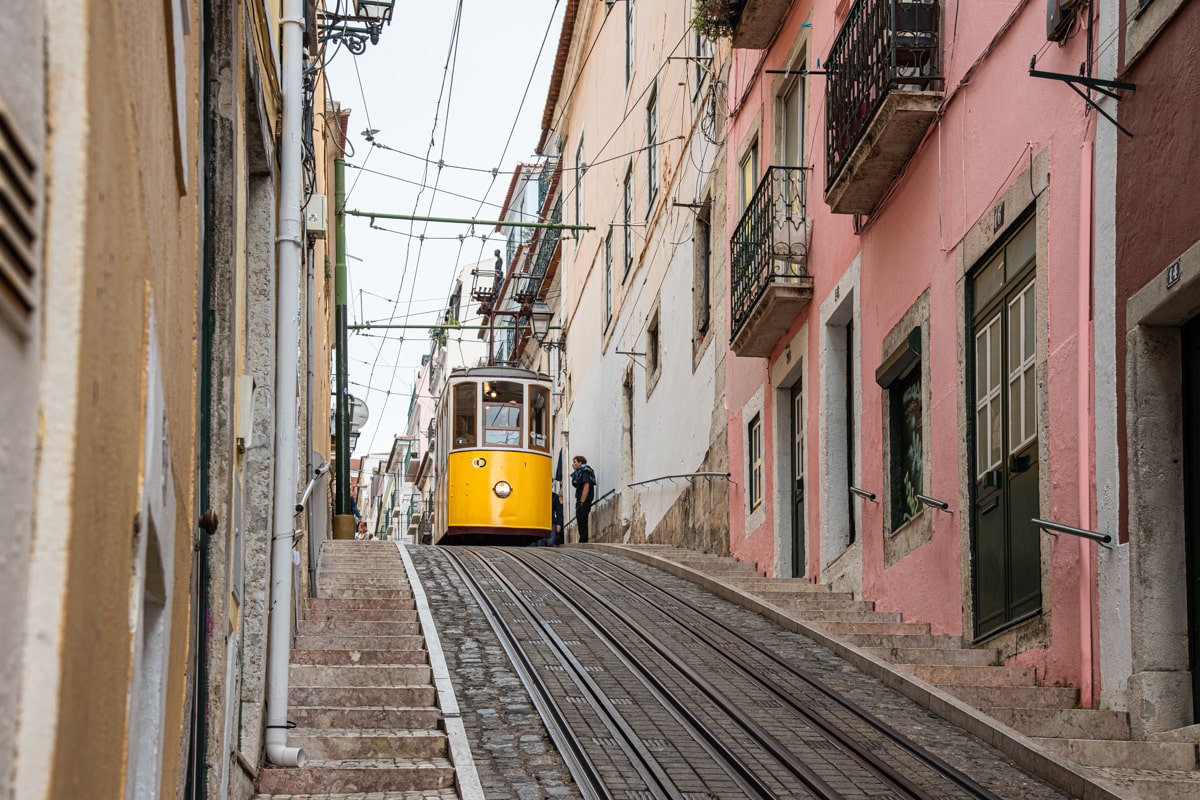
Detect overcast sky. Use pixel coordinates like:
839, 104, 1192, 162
325, 1, 566, 459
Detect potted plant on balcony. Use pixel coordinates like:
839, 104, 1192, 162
690, 0, 744, 40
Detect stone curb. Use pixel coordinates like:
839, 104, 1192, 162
398, 542, 485, 800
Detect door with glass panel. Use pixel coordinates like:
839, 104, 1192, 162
971, 217, 1041, 639
790, 380, 806, 577
778, 76, 805, 280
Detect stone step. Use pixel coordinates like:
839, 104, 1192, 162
1085, 767, 1200, 800
872, 646, 1002, 666
988, 707, 1131, 740
731, 578, 832, 593
817, 620, 932, 636
289, 685, 437, 708
673, 558, 763, 573
1149, 723, 1200, 743
859, 642, 998, 662
297, 618, 421, 637
290, 664, 432, 687
1033, 737, 1199, 770
942, 684, 1079, 711
904, 664, 1036, 686
797, 609, 903, 623
307, 597, 416, 613
294, 633, 427, 652
316, 575, 410, 587
841, 633, 977, 651
256, 790, 460, 800
319, 589, 414, 600
778, 597, 878, 614
303, 608, 419, 625
288, 705, 442, 729
291, 648, 428, 667
257, 757, 457, 794
288, 728, 448, 761
316, 582, 409, 592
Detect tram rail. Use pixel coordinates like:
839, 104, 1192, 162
442, 546, 1010, 800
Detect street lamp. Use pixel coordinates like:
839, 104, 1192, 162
529, 299, 553, 343
319, 0, 397, 54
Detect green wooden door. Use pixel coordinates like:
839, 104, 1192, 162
971, 219, 1041, 639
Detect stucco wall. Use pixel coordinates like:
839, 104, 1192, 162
41, 0, 199, 796
722, 1, 1102, 691
1114, 0, 1200, 533
0, 2, 44, 796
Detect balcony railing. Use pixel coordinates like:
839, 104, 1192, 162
825, 0, 942, 211
730, 166, 813, 357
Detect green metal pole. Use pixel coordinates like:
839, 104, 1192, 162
335, 158, 351, 517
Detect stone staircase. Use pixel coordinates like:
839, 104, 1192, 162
256, 540, 462, 800
610, 546, 1200, 800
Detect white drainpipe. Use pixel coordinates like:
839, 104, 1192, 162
265, 0, 306, 769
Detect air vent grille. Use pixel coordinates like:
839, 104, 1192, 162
0, 102, 38, 320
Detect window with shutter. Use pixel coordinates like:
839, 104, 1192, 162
0, 99, 39, 332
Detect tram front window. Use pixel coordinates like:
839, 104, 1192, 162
483, 381, 523, 447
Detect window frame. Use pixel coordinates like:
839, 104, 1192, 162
604, 229, 614, 329
451, 382, 478, 450
625, 0, 636, 87
646, 84, 658, 215
528, 385, 550, 452
739, 139, 759, 214
887, 362, 923, 529
623, 165, 634, 279
481, 381, 525, 448
749, 414, 764, 510
694, 200, 712, 336
574, 135, 585, 237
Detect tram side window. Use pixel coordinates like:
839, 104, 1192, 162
453, 383, 477, 449
483, 381, 523, 447
529, 386, 550, 452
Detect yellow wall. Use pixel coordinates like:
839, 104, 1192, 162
46, 0, 199, 796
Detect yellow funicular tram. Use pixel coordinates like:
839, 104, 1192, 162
433, 365, 553, 544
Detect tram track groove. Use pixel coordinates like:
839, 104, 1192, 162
451, 545, 940, 799
504, 549, 879, 799
443, 547, 697, 799
534, 548, 1008, 800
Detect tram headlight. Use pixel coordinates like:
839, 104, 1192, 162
493, 480, 512, 498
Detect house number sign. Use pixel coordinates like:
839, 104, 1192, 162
1166, 258, 1181, 289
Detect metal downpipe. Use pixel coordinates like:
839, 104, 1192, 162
265, 0, 306, 768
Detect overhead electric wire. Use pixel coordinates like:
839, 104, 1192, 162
357, 0, 466, 453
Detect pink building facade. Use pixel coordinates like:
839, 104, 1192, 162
722, 0, 1101, 700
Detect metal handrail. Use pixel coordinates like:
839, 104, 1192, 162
1033, 518, 1114, 548
628, 471, 731, 488
294, 463, 329, 515
916, 493, 950, 511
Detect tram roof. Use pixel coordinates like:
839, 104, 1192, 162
448, 365, 549, 382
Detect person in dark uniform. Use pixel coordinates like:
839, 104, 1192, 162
531, 491, 564, 547
571, 455, 597, 543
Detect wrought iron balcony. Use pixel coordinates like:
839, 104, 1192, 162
730, 166, 813, 358
824, 0, 943, 215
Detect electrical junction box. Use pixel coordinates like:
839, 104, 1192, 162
305, 194, 327, 238
1047, 0, 1081, 42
